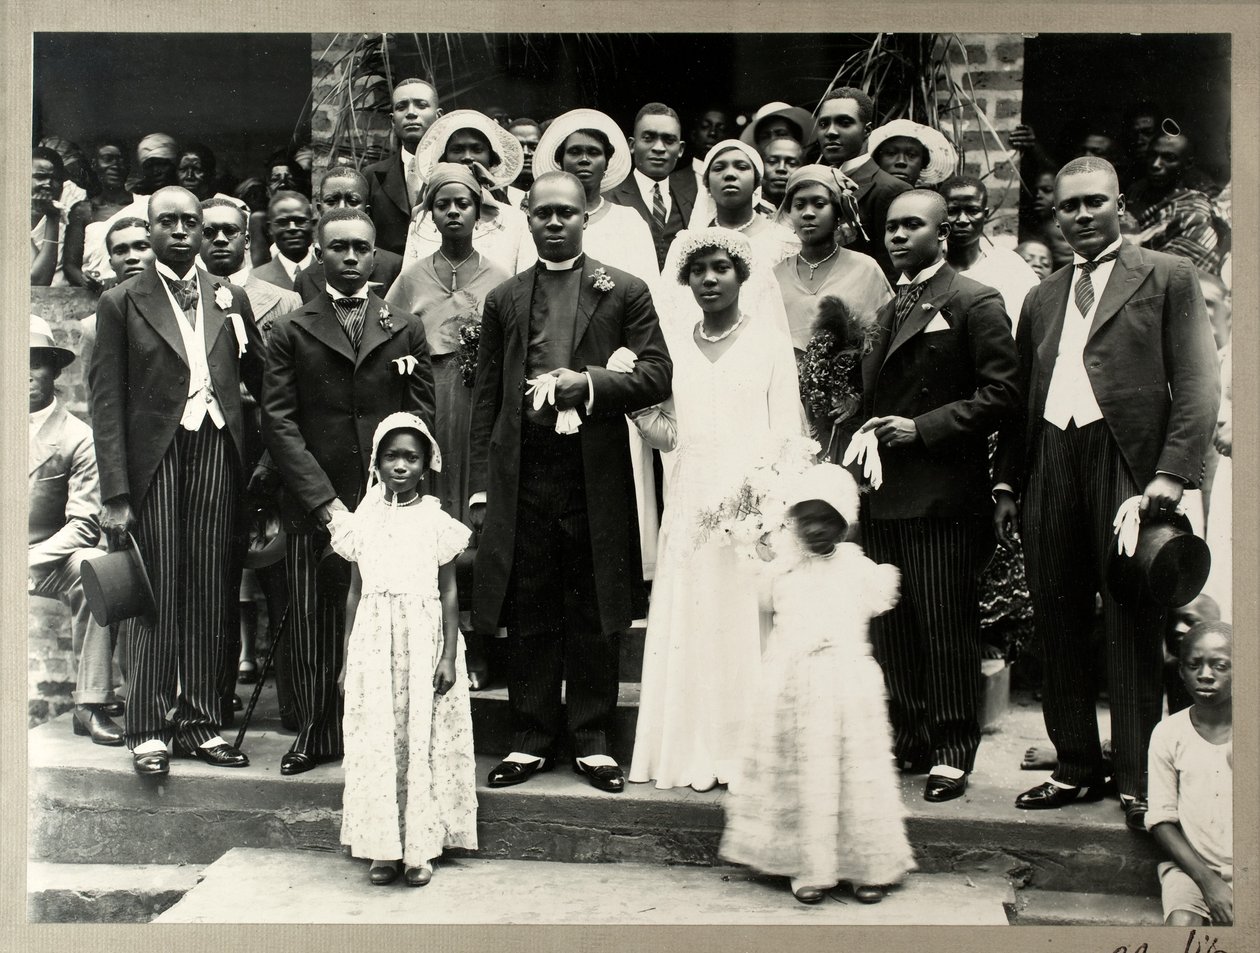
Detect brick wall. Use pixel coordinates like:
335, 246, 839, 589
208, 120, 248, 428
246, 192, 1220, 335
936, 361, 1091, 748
943, 34, 1025, 243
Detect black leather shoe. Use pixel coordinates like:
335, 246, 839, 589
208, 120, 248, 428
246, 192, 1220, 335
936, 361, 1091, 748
73, 706, 125, 746
854, 885, 886, 904
101, 700, 125, 717
923, 773, 968, 803
1123, 797, 1149, 833
231, 693, 243, 712
405, 864, 433, 887
192, 743, 250, 768
487, 757, 552, 788
573, 759, 625, 793
280, 751, 320, 776
369, 861, 400, 886
792, 884, 826, 905
1015, 779, 1107, 810
133, 750, 169, 777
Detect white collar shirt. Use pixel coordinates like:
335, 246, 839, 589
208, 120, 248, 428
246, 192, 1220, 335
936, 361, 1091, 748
155, 260, 225, 431
633, 168, 672, 222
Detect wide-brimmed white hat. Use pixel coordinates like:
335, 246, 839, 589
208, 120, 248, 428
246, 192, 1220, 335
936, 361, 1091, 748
784, 463, 859, 525
30, 315, 75, 368
867, 119, 958, 186
415, 109, 525, 189
739, 101, 817, 147
532, 108, 632, 193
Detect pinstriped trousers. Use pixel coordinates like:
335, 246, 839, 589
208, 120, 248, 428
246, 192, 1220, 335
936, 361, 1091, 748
1021, 419, 1165, 797
126, 421, 240, 751
866, 516, 988, 773
282, 532, 344, 758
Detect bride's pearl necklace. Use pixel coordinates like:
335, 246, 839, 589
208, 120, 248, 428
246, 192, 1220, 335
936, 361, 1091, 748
697, 312, 745, 343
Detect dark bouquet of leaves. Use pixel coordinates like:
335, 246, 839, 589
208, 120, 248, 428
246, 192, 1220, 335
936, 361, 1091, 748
796, 295, 878, 454
456, 317, 481, 388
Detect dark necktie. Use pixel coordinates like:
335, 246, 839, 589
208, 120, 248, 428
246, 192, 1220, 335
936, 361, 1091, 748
893, 281, 926, 332
333, 296, 365, 352
651, 183, 667, 233
1074, 250, 1119, 316
165, 275, 199, 328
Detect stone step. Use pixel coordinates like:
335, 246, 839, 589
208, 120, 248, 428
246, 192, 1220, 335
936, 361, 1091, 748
29, 688, 1166, 900
1004, 888, 1164, 926
156, 848, 1013, 924
27, 861, 204, 923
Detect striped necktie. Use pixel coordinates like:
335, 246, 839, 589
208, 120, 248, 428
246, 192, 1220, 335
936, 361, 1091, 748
651, 182, 667, 232
164, 275, 199, 328
1074, 250, 1119, 316
333, 296, 366, 351
893, 281, 926, 332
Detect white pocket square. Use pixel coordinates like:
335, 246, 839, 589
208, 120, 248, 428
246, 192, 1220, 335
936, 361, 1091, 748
925, 314, 951, 333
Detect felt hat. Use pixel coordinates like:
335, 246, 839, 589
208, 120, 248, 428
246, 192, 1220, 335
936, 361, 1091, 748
784, 463, 860, 526
29, 316, 76, 369
80, 534, 156, 627
867, 119, 959, 186
740, 102, 817, 147
532, 108, 633, 193
243, 506, 287, 570
415, 110, 525, 189
1107, 512, 1212, 608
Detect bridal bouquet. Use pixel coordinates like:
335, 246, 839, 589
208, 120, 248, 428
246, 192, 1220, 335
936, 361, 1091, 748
796, 295, 878, 456
456, 316, 481, 388
694, 434, 821, 557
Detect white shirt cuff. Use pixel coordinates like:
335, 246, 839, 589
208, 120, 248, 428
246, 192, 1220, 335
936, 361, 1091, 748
469, 492, 487, 508
584, 371, 595, 414
993, 483, 1015, 496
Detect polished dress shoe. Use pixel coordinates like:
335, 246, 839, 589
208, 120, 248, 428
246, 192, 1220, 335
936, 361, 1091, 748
369, 861, 400, 886
466, 666, 488, 692
487, 757, 552, 788
405, 864, 433, 887
789, 878, 829, 904
854, 885, 886, 904
133, 750, 169, 777
923, 773, 968, 803
279, 751, 330, 776
192, 743, 250, 768
1122, 797, 1149, 833
573, 759, 625, 793
73, 706, 125, 746
1015, 779, 1107, 810
101, 700, 125, 717
237, 659, 259, 685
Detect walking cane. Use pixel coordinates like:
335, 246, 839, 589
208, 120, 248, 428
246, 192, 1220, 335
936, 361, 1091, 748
234, 602, 289, 750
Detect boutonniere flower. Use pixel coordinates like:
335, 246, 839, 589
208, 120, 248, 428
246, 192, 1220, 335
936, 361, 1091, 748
920, 301, 933, 312
214, 284, 233, 312
378, 304, 394, 333
226, 313, 248, 357
592, 268, 615, 293
392, 355, 419, 376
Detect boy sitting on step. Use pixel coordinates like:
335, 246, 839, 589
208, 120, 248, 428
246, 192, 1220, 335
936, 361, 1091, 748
1146, 621, 1233, 926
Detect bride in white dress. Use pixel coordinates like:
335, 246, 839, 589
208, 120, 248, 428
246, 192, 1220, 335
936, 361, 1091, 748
629, 228, 805, 792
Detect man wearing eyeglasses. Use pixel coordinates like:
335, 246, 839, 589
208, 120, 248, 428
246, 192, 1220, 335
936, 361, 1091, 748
200, 198, 302, 331
90, 186, 266, 778
250, 191, 316, 292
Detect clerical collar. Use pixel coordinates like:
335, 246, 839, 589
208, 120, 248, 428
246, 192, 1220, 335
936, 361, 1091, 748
897, 256, 947, 287
156, 260, 198, 282
1072, 237, 1123, 267
326, 283, 369, 300
840, 154, 872, 176
541, 254, 582, 272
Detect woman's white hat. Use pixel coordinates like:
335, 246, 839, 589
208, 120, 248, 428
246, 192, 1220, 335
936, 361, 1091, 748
531, 108, 632, 193
785, 463, 859, 525
866, 119, 959, 186
739, 102, 816, 147
415, 109, 525, 189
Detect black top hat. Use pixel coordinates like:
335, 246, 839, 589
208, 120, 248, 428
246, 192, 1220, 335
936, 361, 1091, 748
1107, 511, 1211, 609
80, 533, 157, 627
243, 506, 287, 570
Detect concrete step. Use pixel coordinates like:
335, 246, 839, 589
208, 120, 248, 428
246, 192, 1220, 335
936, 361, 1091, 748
156, 848, 1013, 924
29, 687, 1165, 902
1005, 888, 1164, 926
27, 861, 204, 922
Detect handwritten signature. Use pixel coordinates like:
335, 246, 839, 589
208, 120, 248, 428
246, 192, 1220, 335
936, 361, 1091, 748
1112, 929, 1230, 953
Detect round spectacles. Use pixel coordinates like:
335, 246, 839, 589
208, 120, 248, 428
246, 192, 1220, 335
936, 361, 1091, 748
203, 223, 243, 239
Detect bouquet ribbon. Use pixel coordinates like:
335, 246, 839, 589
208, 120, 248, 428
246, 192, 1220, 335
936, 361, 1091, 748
526, 375, 582, 435
842, 428, 884, 490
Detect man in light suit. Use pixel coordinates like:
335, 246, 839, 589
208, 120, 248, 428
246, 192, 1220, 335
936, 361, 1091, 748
250, 191, 315, 292
262, 207, 435, 775
29, 315, 122, 746
91, 186, 265, 777
469, 171, 672, 793
608, 102, 697, 273
858, 189, 1019, 803
199, 197, 302, 329
364, 78, 443, 255
995, 157, 1220, 830
816, 87, 912, 280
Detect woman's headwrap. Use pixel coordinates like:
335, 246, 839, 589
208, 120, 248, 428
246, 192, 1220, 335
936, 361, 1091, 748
531, 108, 633, 193
136, 133, 178, 165
775, 163, 867, 246
421, 162, 484, 216
687, 139, 769, 231
672, 226, 754, 285
700, 139, 765, 186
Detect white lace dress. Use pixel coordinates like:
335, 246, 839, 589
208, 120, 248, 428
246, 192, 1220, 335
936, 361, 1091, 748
629, 310, 804, 790
720, 543, 916, 887
328, 494, 477, 867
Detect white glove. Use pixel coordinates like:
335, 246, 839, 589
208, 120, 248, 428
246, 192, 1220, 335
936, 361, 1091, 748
842, 425, 884, 490
607, 347, 638, 374
526, 374, 582, 436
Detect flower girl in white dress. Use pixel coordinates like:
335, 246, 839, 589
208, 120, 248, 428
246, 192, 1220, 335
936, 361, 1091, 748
330, 412, 477, 887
